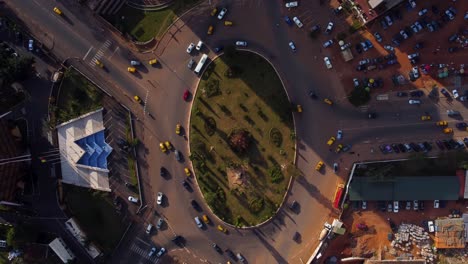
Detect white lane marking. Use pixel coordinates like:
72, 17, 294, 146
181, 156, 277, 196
83, 46, 94, 60
89, 40, 112, 67
109, 46, 120, 59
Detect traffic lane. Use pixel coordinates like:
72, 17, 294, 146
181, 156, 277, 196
7, 0, 90, 58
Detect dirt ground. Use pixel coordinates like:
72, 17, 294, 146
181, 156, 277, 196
320, 199, 468, 262
328, 0, 467, 96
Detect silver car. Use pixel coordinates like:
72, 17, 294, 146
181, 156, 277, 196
187, 59, 195, 69
235, 41, 247, 47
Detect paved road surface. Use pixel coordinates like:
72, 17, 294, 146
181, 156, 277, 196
4, 0, 468, 263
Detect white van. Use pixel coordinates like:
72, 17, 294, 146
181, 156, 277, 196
146, 224, 153, 234
194, 216, 203, 228
196, 40, 203, 51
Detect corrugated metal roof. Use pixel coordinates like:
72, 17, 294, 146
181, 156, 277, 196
349, 176, 460, 201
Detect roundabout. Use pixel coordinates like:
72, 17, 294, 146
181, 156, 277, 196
190, 50, 296, 226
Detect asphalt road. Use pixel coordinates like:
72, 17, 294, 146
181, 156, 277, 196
5, 0, 468, 263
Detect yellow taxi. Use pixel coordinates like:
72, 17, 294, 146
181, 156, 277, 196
217, 225, 228, 233
436, 121, 448, 126
421, 115, 431, 121
133, 95, 142, 104
202, 215, 210, 224
159, 142, 167, 152
207, 25, 214, 35
149, 59, 158, 65
184, 167, 191, 176
175, 124, 181, 135
210, 8, 218, 16
327, 136, 336, 146
324, 98, 333, 105
443, 128, 453, 134
297, 105, 302, 113
164, 141, 172, 150
224, 21, 233, 26
128, 67, 136, 73
315, 161, 324, 171
335, 144, 343, 153
95, 60, 104, 68
53, 7, 62, 15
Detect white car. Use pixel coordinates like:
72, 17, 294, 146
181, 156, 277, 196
323, 39, 333, 48
362, 201, 367, 210
128, 196, 139, 203
411, 67, 420, 78
413, 200, 419, 211
353, 78, 359, 87
196, 41, 203, 51
187, 43, 195, 53
337, 130, 343, 140
428, 221, 435, 232
434, 200, 439, 208
452, 89, 459, 99
409, 99, 421, 105
324, 57, 332, 69
217, 8, 227, 20
292, 17, 303, 28
28, 39, 34, 51
235, 41, 247, 47
157, 192, 163, 205
288, 41, 296, 52
445, 10, 455, 20
393, 201, 399, 213
285, 1, 298, 8
400, 30, 409, 39
384, 45, 394, 52
130, 60, 141, 66
325, 22, 334, 34
156, 247, 166, 257
418, 8, 428, 16
407, 53, 419, 59
148, 247, 157, 257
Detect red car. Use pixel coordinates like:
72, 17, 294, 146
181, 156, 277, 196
183, 90, 190, 101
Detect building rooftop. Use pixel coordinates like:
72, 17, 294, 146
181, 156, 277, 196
434, 218, 465, 249
57, 108, 112, 192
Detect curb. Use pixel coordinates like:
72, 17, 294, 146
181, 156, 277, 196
187, 49, 297, 230
126, 0, 174, 11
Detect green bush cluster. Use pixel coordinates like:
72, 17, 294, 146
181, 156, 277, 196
204, 79, 220, 98
268, 165, 284, 183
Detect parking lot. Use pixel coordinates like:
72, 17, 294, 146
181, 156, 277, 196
322, 0, 467, 96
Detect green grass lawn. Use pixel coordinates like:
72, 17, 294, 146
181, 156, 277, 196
64, 186, 126, 254
56, 68, 103, 124
106, 0, 200, 42
190, 51, 295, 226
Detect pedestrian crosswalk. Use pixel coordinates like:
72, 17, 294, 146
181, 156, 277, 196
89, 40, 112, 67
233, 0, 264, 8
130, 243, 159, 262
359, 105, 369, 112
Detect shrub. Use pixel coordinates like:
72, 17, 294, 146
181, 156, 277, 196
268, 166, 284, 183
248, 197, 264, 214
203, 79, 220, 98
203, 117, 217, 136
243, 115, 255, 125
269, 128, 283, 147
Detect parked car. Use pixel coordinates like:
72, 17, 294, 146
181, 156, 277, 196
284, 16, 293, 25
374, 32, 383, 42
393, 201, 399, 213
434, 200, 439, 208
323, 39, 334, 48
409, 99, 421, 105
293, 17, 303, 28
324, 57, 332, 69
384, 45, 394, 52
325, 22, 334, 34
384, 15, 393, 26
361, 201, 367, 210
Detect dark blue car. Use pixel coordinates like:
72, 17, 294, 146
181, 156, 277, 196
214, 46, 224, 53
284, 16, 293, 25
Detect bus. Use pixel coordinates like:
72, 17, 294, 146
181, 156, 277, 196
194, 54, 208, 75
332, 184, 344, 209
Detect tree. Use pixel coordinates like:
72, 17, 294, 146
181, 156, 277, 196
224, 45, 237, 58
228, 129, 251, 153
6, 227, 16, 248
